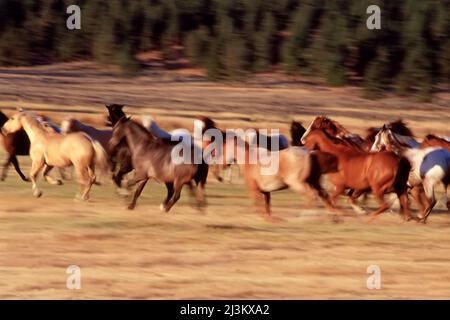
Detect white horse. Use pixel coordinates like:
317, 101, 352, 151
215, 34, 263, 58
371, 125, 450, 222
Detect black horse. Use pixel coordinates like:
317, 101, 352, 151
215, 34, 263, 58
109, 117, 208, 211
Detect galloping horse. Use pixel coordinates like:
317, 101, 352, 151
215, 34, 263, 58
205, 130, 338, 220
421, 134, 450, 152
371, 126, 450, 222
105, 105, 205, 187
109, 117, 208, 211
2, 111, 109, 200
302, 116, 365, 150
303, 128, 412, 220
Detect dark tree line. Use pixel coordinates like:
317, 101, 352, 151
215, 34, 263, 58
0, 0, 448, 99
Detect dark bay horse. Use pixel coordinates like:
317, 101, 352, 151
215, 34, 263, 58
105, 104, 134, 188
109, 117, 208, 211
303, 128, 412, 221
0, 110, 30, 181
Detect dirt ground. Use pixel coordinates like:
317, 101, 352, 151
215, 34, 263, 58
0, 62, 449, 299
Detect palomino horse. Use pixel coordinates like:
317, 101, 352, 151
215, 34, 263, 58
1, 110, 68, 182
204, 130, 338, 220
421, 134, 450, 152
371, 126, 450, 222
2, 111, 109, 200
303, 128, 412, 220
109, 117, 208, 211
301, 116, 365, 150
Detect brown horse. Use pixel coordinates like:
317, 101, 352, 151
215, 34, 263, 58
2, 111, 109, 200
303, 128, 412, 220
205, 131, 338, 220
421, 134, 450, 152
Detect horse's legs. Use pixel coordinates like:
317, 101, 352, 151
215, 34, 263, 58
368, 191, 391, 219
445, 183, 450, 212
418, 178, 437, 223
74, 166, 93, 201
128, 179, 148, 210
396, 189, 412, 221
43, 164, 63, 185
160, 182, 174, 212
164, 180, 184, 212
410, 184, 429, 216
347, 189, 367, 214
262, 192, 271, 215
29, 157, 45, 198
0, 156, 11, 181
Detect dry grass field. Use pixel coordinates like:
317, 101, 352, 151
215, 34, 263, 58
0, 62, 449, 299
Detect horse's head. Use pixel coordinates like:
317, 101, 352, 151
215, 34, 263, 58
302, 116, 337, 144
371, 125, 396, 152
1, 111, 25, 134
302, 128, 324, 150
106, 104, 125, 126
109, 116, 130, 150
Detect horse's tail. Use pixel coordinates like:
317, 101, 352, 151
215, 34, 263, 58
90, 139, 110, 182
290, 121, 305, 147
393, 156, 411, 195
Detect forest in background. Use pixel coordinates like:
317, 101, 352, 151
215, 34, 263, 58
0, 0, 448, 100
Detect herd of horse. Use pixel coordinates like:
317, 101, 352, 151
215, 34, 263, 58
1, 105, 449, 223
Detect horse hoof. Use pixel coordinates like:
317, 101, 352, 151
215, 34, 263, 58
33, 190, 43, 198
116, 188, 131, 197
56, 180, 63, 185
127, 204, 136, 210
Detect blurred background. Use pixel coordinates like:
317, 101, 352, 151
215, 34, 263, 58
0, 0, 448, 100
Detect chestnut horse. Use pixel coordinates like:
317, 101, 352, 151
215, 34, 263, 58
303, 128, 412, 220
2, 111, 109, 200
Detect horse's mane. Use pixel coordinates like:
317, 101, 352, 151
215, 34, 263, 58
319, 127, 353, 148
316, 116, 351, 136
197, 116, 216, 131
364, 127, 380, 141
387, 119, 414, 137
290, 120, 306, 146
425, 134, 449, 143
